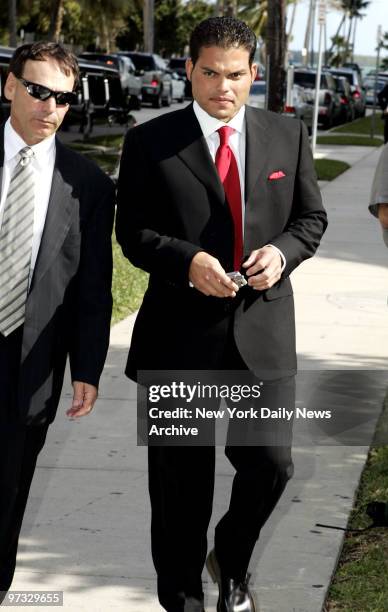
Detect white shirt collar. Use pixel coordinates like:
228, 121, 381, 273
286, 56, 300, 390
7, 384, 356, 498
4, 118, 56, 167
193, 100, 245, 139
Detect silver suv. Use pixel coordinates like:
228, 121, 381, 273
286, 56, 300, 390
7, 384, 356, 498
118, 52, 172, 108
329, 67, 366, 117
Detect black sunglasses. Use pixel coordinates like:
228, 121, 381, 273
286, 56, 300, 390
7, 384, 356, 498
17, 77, 77, 106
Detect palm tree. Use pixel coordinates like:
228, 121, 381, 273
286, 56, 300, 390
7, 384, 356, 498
48, 0, 65, 42
8, 0, 17, 46
266, 0, 286, 112
328, 0, 370, 64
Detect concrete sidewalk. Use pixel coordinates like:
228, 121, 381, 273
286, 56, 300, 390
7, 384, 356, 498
9, 143, 388, 612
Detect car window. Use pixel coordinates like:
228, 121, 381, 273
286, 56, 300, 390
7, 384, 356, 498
127, 54, 155, 71
250, 82, 266, 94
331, 71, 355, 85
169, 58, 186, 70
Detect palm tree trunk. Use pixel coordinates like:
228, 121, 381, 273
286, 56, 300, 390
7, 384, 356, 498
328, 12, 345, 56
267, 0, 286, 112
303, 0, 313, 65
48, 0, 65, 42
286, 0, 298, 52
351, 18, 357, 61
8, 0, 17, 47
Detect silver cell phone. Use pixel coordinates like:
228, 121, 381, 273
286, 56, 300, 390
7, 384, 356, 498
226, 271, 247, 288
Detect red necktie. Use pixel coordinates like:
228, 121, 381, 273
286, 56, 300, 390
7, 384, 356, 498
215, 126, 243, 271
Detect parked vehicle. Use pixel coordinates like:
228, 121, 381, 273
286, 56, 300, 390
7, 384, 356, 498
248, 80, 266, 108
63, 60, 131, 135
329, 67, 366, 117
78, 52, 142, 109
363, 77, 388, 107
118, 51, 173, 108
170, 72, 185, 103
0, 46, 15, 122
332, 75, 355, 123
283, 84, 314, 134
293, 69, 342, 128
168, 56, 191, 98
168, 56, 187, 78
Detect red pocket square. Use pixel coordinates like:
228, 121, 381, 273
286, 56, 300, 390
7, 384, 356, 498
268, 170, 286, 180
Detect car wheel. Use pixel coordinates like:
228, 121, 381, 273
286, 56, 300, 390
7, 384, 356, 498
162, 88, 172, 107
178, 95, 184, 104
152, 92, 162, 109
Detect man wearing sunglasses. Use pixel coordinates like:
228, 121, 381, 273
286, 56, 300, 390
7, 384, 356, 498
0, 42, 114, 600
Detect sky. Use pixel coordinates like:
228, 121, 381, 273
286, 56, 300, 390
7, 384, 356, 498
287, 0, 386, 57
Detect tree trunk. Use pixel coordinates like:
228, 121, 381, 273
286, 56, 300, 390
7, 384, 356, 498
8, 0, 17, 47
328, 12, 345, 57
143, 0, 155, 52
303, 0, 313, 66
48, 0, 65, 42
266, 0, 286, 113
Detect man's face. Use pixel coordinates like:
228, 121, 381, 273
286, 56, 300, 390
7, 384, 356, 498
186, 45, 257, 122
5, 57, 75, 145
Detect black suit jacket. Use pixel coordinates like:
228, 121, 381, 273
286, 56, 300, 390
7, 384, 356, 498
0, 126, 115, 425
116, 104, 327, 380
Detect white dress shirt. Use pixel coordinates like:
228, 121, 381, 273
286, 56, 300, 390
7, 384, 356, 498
0, 119, 56, 285
193, 101, 286, 270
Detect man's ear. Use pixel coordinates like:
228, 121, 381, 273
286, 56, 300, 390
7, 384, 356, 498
185, 58, 193, 82
4, 72, 17, 102
250, 63, 258, 83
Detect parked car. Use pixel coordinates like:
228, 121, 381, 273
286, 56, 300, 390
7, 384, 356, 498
248, 80, 266, 108
78, 52, 142, 109
293, 69, 342, 128
168, 56, 187, 78
329, 67, 366, 117
283, 84, 314, 134
0, 46, 15, 122
168, 56, 191, 98
118, 51, 172, 108
332, 75, 355, 123
363, 77, 388, 106
170, 72, 185, 103
62, 59, 131, 135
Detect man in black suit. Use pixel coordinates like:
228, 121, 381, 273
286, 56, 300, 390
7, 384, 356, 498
116, 17, 327, 612
0, 43, 114, 600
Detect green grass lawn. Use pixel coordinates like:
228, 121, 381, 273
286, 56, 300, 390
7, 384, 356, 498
324, 397, 388, 611
74, 134, 125, 148
314, 158, 350, 181
111, 236, 148, 324
332, 114, 384, 136
317, 135, 383, 147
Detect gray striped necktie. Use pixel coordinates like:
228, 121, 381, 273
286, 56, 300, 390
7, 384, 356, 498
0, 146, 35, 337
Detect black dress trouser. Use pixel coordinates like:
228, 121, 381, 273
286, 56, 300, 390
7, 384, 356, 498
0, 328, 49, 602
147, 322, 295, 612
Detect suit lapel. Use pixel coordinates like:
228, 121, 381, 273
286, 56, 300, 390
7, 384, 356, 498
244, 106, 271, 203
176, 105, 226, 206
30, 139, 74, 290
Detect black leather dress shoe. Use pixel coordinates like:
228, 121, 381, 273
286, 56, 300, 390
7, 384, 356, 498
206, 549, 256, 612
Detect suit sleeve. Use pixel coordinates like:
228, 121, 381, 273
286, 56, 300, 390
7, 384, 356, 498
69, 172, 115, 387
268, 120, 328, 278
116, 125, 203, 286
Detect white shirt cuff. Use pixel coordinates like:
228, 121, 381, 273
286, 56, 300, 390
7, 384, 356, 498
266, 244, 286, 272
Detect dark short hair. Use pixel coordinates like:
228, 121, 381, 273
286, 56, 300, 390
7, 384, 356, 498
189, 17, 256, 66
9, 42, 79, 88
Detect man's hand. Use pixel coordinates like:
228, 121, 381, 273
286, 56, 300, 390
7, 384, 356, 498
66, 381, 98, 418
242, 246, 282, 290
378, 204, 388, 229
189, 252, 239, 297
